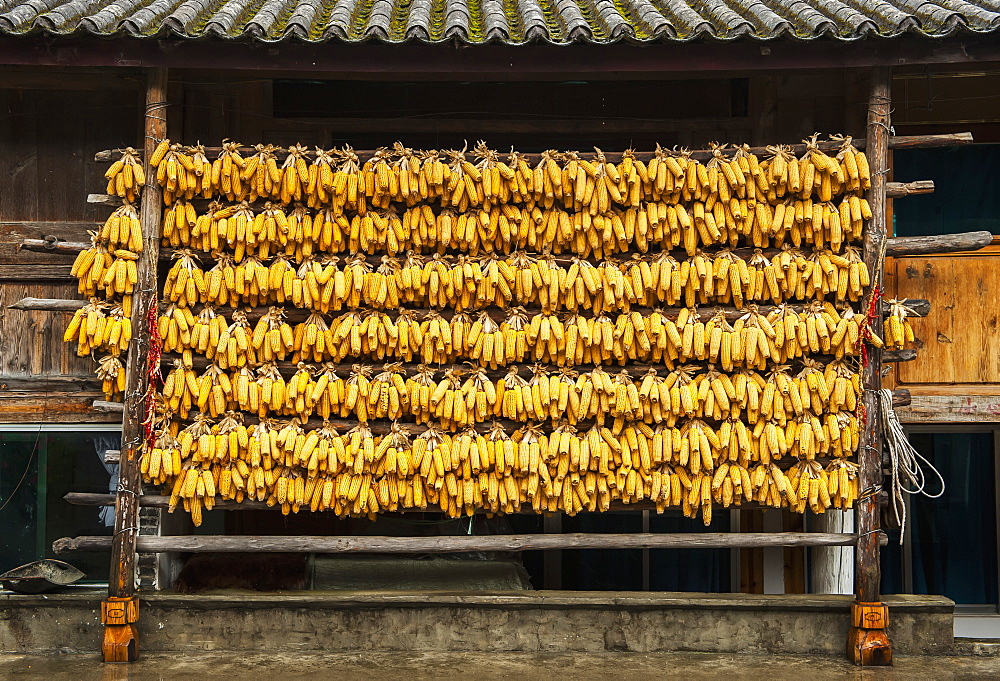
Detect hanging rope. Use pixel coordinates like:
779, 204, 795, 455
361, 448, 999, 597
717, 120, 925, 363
875, 388, 946, 543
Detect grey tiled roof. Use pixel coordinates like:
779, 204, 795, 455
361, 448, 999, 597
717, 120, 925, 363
0, 0, 999, 45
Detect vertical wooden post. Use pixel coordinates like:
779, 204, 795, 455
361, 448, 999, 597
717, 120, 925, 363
848, 65, 892, 667
102, 66, 167, 664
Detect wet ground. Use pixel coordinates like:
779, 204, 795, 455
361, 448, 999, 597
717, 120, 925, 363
3, 651, 1000, 681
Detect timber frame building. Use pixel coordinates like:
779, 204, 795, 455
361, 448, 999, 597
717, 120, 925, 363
1, 0, 1000, 664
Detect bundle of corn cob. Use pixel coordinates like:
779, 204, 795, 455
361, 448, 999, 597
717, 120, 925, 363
73, 135, 903, 527
139, 411, 860, 524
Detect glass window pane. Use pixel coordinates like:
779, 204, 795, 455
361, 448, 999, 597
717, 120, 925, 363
0, 431, 118, 583
893, 146, 1000, 236
0, 433, 41, 571
908, 432, 997, 606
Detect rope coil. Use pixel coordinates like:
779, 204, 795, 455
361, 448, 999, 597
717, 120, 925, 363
875, 388, 945, 543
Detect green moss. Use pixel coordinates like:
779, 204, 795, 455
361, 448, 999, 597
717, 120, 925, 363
229, 0, 270, 35
610, 0, 648, 40
501, 0, 524, 42
306, 0, 338, 41
347, 0, 377, 40
388, 0, 413, 41
534, 0, 565, 42
427, 0, 446, 41
466, 0, 484, 42
188, 0, 234, 34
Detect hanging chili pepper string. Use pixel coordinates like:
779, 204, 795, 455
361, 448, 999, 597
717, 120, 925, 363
854, 283, 882, 430
143, 296, 163, 450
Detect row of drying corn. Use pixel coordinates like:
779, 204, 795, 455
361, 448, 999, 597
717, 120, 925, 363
149, 246, 873, 313
108, 137, 871, 215
158, 357, 862, 428
143, 415, 860, 524
152, 192, 867, 258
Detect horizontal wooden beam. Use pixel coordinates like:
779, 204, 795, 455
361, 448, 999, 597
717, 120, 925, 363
0, 375, 100, 391
0, 264, 74, 280
93, 400, 126, 413
0, 390, 120, 423
52, 531, 870, 554
2, 33, 999, 75
885, 231, 994, 257
894, 393, 1000, 423
269, 116, 752, 135
7, 297, 85, 311
885, 180, 933, 198
94, 134, 971, 164
884, 349, 916, 363
19, 237, 96, 256
88, 387, 911, 426
14, 296, 930, 322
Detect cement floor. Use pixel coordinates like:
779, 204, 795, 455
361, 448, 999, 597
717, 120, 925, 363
3, 652, 1000, 681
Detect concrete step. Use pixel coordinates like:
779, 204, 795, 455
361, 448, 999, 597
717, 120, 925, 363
1, 589, 955, 656
955, 638, 1000, 657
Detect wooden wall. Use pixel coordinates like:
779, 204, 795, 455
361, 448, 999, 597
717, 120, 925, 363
0, 68, 141, 422
887, 240, 1000, 423
0, 66, 871, 425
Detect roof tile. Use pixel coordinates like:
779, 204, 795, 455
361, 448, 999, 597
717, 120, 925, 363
0, 0, 997, 42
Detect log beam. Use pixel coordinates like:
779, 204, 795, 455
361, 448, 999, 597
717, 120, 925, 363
93, 133, 973, 164
852, 65, 893, 667
8, 297, 86, 311
84, 387, 911, 430
884, 180, 933, 198
885, 231, 993, 257
103, 66, 168, 666
54, 532, 868, 554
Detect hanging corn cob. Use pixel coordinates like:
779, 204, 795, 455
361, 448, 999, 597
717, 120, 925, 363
75, 135, 888, 526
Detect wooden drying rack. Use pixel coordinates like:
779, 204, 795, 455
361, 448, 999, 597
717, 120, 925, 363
15, 67, 994, 666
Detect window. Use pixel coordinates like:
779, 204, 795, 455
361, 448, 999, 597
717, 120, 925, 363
0, 428, 120, 583
882, 427, 1000, 637
893, 145, 1000, 236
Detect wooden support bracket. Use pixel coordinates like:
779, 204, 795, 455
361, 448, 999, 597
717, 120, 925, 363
101, 596, 139, 663
847, 601, 893, 666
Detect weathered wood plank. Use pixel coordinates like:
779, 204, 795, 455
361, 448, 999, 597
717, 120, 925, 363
88, 194, 122, 207
7, 297, 85, 311
885, 180, 933, 198
884, 349, 916, 363
0, 375, 100, 390
93, 133, 973, 163
86, 388, 911, 431
893, 254, 1000, 385
0, 391, 121, 423
0, 264, 74, 280
53, 532, 866, 554
18, 236, 96, 255
894, 394, 1000, 423
885, 231, 993, 257
7, 296, 932, 320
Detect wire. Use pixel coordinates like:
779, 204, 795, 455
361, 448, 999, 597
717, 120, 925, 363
876, 388, 946, 544
0, 426, 43, 515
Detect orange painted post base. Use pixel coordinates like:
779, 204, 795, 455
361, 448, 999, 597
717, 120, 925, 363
847, 601, 892, 666
101, 597, 139, 663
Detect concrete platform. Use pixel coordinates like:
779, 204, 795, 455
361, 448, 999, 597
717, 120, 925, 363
4, 651, 1000, 681
0, 588, 955, 656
